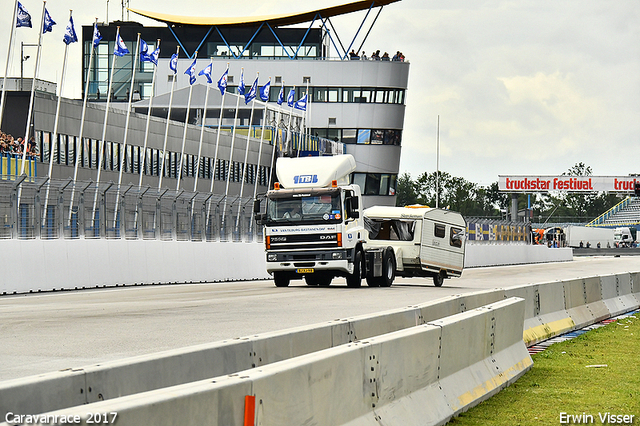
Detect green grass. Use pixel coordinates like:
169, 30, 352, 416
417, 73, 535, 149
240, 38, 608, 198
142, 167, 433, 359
449, 314, 640, 426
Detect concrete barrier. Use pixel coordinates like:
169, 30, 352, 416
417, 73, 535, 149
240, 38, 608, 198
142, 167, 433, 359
434, 298, 532, 417
2, 271, 638, 424
0, 239, 270, 294
2, 298, 529, 426
562, 278, 596, 327
0, 290, 506, 419
600, 274, 632, 316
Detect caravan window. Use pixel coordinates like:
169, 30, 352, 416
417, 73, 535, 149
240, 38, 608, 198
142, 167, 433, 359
367, 219, 415, 241
434, 223, 446, 238
450, 227, 464, 248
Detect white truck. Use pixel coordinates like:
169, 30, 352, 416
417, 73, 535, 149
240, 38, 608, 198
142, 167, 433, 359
254, 154, 466, 288
614, 227, 637, 248
563, 225, 615, 248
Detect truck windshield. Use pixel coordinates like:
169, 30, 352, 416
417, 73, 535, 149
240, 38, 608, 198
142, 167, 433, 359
265, 191, 343, 225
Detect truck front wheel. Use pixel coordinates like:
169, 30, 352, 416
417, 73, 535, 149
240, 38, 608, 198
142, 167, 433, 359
346, 249, 363, 288
274, 272, 290, 287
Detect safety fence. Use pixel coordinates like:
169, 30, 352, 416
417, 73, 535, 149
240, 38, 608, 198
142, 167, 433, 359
0, 176, 261, 243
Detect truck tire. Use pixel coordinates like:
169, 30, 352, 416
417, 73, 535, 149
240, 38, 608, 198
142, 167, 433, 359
305, 275, 319, 286
366, 277, 380, 287
346, 249, 363, 288
433, 271, 445, 287
379, 247, 396, 287
274, 272, 290, 287
317, 275, 333, 286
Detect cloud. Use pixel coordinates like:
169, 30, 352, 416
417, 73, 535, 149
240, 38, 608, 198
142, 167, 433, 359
499, 72, 599, 127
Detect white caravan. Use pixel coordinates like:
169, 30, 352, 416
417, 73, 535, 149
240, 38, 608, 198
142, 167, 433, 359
364, 206, 466, 287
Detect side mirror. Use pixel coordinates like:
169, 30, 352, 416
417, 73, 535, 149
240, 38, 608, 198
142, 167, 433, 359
346, 197, 360, 219
253, 199, 261, 214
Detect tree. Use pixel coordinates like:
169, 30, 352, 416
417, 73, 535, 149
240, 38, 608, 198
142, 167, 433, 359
395, 173, 419, 206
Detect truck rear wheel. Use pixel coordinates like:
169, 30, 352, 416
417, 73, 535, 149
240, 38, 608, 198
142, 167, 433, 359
379, 247, 396, 287
346, 249, 363, 288
274, 272, 290, 287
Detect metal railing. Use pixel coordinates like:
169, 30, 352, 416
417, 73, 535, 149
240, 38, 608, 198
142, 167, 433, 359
0, 176, 262, 243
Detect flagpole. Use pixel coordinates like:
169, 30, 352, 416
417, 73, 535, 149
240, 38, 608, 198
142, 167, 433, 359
158, 45, 179, 189
208, 63, 228, 195
69, 18, 99, 225
269, 81, 284, 189
138, 39, 160, 189
222, 68, 243, 221
43, 10, 73, 223
193, 59, 212, 192
176, 50, 197, 191
92, 26, 122, 226
0, 0, 20, 128
251, 79, 271, 232
20, 1, 47, 176
236, 72, 258, 234
436, 114, 440, 209
286, 85, 295, 156
205, 63, 228, 234
112, 32, 141, 228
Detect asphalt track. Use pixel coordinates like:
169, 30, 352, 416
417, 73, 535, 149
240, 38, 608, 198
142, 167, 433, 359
1, 256, 639, 381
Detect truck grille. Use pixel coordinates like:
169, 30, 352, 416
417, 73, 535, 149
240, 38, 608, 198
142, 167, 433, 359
267, 233, 340, 250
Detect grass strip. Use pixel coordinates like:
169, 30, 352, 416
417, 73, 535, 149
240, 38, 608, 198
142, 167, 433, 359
449, 314, 640, 425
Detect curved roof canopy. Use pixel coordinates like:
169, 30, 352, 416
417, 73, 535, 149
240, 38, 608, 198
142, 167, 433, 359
129, 0, 400, 27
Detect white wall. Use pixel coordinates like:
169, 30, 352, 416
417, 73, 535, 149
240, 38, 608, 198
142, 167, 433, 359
0, 239, 270, 295
464, 242, 573, 268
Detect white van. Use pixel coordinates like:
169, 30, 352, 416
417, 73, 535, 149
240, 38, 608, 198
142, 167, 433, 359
364, 206, 466, 286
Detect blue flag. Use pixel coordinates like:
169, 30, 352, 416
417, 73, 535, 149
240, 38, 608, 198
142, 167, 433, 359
114, 34, 129, 56
287, 88, 296, 107
16, 2, 31, 28
217, 67, 228, 95
198, 62, 213, 84
245, 76, 258, 104
294, 94, 308, 111
63, 15, 78, 45
185, 58, 197, 85
259, 80, 271, 102
93, 23, 102, 48
139, 39, 149, 61
169, 53, 178, 73
147, 47, 160, 66
43, 8, 56, 34
238, 69, 245, 96
277, 85, 284, 105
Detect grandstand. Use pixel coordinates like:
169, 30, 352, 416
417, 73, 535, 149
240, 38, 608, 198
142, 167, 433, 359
589, 196, 640, 227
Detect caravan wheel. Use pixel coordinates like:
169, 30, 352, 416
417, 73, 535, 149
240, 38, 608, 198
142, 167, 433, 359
433, 271, 445, 287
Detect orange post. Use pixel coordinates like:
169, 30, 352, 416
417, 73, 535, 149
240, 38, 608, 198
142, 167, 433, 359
244, 395, 256, 426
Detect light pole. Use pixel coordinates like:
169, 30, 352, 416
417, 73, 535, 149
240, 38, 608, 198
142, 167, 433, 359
20, 42, 37, 92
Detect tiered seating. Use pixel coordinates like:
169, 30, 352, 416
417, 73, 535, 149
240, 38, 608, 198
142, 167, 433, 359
601, 197, 640, 225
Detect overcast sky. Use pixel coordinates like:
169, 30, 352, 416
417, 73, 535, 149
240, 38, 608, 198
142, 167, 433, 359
1, 0, 638, 186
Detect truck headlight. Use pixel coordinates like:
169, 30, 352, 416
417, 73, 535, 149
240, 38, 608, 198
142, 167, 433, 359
332, 252, 343, 259
267, 253, 278, 262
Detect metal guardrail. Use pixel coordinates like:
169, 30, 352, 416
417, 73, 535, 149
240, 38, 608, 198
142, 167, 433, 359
0, 176, 261, 243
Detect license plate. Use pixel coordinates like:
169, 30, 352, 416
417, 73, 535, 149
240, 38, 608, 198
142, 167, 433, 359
296, 268, 315, 274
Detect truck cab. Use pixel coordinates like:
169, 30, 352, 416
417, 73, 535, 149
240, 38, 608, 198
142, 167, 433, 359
256, 155, 366, 287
